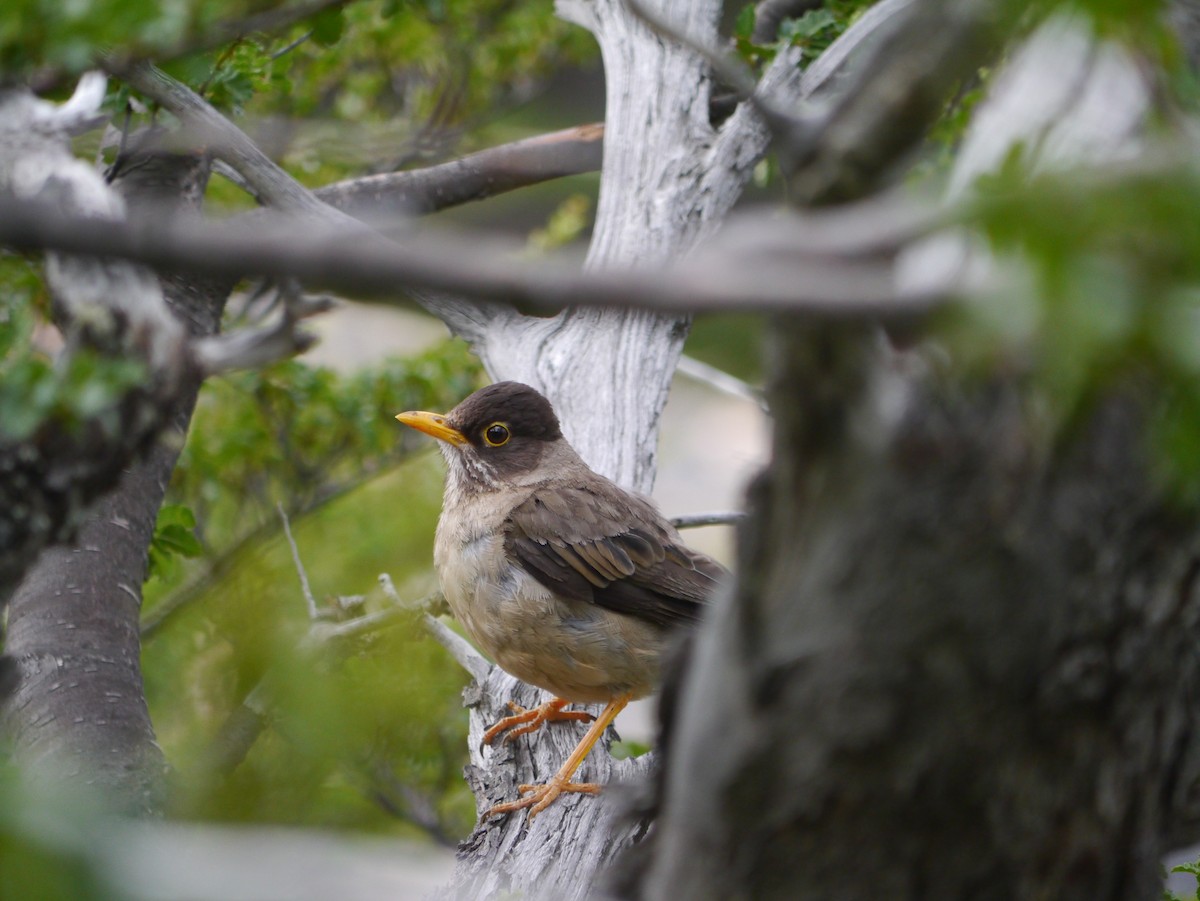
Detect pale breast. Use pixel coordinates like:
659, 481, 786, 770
434, 505, 666, 704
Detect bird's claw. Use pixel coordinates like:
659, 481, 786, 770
482, 697, 594, 746
485, 777, 602, 820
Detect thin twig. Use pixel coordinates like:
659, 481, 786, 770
675, 355, 765, 409
670, 511, 747, 529
271, 32, 313, 60
278, 502, 319, 620
385, 573, 489, 680
118, 62, 344, 219
423, 614, 491, 683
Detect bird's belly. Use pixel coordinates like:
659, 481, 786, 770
436, 530, 663, 704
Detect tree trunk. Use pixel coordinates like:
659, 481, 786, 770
466, 0, 790, 493
3, 432, 183, 814
434, 1, 807, 895
1, 145, 227, 813
0, 84, 195, 603
640, 333, 1200, 899
628, 7, 1200, 900
437, 2, 967, 896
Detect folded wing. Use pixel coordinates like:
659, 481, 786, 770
504, 484, 726, 628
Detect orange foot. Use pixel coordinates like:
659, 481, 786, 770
484, 693, 631, 821
482, 697, 594, 745
486, 775, 601, 820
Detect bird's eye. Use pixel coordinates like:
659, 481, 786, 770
483, 423, 510, 447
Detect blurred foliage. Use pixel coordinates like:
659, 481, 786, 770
733, 0, 876, 69
686, 314, 765, 384
139, 338, 482, 840
148, 0, 597, 192
3, 0, 596, 113
526, 192, 592, 252
147, 504, 206, 583
0, 255, 148, 444
159, 339, 480, 559
609, 738, 651, 760
1169, 857, 1200, 901
1, 0, 245, 81
5, 0, 598, 211
947, 141, 1200, 500
6, 0, 1200, 883
145, 453, 476, 836
0, 766, 116, 901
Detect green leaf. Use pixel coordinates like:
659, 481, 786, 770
1168, 858, 1200, 901
147, 504, 203, 583
157, 504, 197, 530
610, 739, 651, 760
779, 9, 837, 41
734, 4, 756, 41
310, 7, 346, 47
527, 193, 592, 252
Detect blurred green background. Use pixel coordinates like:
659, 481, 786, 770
9, 0, 1200, 897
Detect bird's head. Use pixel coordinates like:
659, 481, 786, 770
395, 381, 565, 487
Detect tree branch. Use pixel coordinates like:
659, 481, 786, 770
117, 63, 344, 219
783, 0, 1014, 203
662, 0, 935, 258
315, 123, 604, 220
0, 93, 222, 812
669, 512, 747, 529
796, 0, 918, 99
113, 64, 511, 345
0, 192, 949, 318
624, 0, 802, 142
675, 356, 765, 409
278, 503, 320, 621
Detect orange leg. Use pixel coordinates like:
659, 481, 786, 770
485, 693, 631, 820
482, 697, 594, 746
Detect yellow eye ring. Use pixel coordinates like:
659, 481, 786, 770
483, 422, 510, 447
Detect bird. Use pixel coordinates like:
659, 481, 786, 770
395, 381, 727, 819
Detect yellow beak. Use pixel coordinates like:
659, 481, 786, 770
395, 410, 469, 447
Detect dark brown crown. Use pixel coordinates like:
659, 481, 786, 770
448, 381, 563, 447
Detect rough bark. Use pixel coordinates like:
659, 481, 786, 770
433, 669, 656, 901
431, 0, 815, 894
433, 0, 747, 891
640, 339, 1200, 900
3, 430, 183, 814
631, 7, 1200, 901
462, 0, 795, 492
436, 3, 944, 897
0, 81, 194, 603
1, 140, 224, 813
